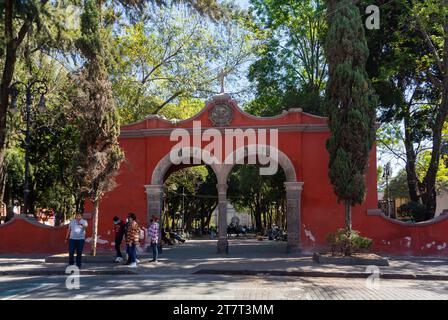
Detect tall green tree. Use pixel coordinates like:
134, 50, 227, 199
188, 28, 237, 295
363, 0, 448, 218
0, 0, 77, 206
324, 0, 377, 234
71, 0, 124, 255
111, 4, 256, 124
246, 0, 326, 116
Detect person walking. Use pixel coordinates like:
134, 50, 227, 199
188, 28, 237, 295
125, 213, 140, 268
148, 216, 160, 263
112, 216, 126, 263
65, 213, 88, 269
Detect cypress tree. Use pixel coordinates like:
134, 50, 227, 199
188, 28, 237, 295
71, 0, 124, 256
324, 0, 377, 233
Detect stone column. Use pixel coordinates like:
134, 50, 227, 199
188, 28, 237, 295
285, 181, 304, 253
145, 184, 164, 252
216, 183, 229, 254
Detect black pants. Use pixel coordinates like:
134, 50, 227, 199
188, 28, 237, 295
68, 239, 85, 268
115, 236, 123, 258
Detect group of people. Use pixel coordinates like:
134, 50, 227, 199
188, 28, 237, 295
113, 213, 160, 268
65, 212, 160, 269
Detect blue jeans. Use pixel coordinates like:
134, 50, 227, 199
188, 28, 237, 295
127, 244, 137, 263
68, 239, 85, 268
151, 243, 158, 261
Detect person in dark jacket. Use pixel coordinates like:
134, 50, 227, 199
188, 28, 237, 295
113, 216, 126, 263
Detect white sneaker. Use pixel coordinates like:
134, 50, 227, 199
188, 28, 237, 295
128, 262, 137, 268
115, 257, 123, 263
136, 259, 140, 263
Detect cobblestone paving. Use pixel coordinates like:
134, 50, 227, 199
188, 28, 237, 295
4, 239, 447, 277
233, 276, 448, 300
1, 239, 448, 300
1, 274, 447, 300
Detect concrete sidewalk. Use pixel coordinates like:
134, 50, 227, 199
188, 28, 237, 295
1, 239, 448, 279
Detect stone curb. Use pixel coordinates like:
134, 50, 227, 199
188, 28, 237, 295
193, 269, 448, 281
44, 255, 154, 264
2, 267, 447, 281
0, 269, 138, 276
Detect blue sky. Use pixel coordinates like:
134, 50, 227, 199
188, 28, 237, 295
235, 0, 250, 9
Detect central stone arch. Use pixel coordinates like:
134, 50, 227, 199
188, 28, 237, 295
219, 145, 303, 253
150, 147, 221, 185
145, 145, 304, 254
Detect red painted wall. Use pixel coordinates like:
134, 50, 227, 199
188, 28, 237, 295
1, 96, 447, 255
0, 216, 70, 253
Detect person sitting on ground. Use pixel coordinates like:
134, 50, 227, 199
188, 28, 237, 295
162, 228, 173, 245
170, 231, 186, 243
112, 216, 126, 263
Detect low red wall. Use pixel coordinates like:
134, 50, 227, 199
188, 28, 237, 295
0, 216, 69, 253
0, 215, 147, 254
359, 213, 448, 256
1, 212, 447, 256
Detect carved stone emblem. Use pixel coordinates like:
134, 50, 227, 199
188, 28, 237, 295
209, 103, 233, 126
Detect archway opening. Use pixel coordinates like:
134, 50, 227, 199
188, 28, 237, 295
147, 146, 303, 255
161, 165, 218, 241
226, 163, 289, 252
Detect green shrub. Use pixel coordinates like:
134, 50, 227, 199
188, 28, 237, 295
326, 229, 373, 256
398, 202, 428, 222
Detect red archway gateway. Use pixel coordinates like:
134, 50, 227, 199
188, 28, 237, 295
99, 92, 376, 253
1, 93, 448, 255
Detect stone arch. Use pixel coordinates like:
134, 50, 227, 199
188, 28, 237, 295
151, 147, 221, 185
219, 144, 297, 183
146, 145, 303, 254
220, 145, 303, 253
146, 147, 221, 252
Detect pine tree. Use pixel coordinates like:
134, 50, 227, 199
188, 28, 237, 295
71, 0, 124, 256
324, 0, 377, 235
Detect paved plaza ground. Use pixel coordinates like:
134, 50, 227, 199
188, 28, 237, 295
1, 238, 448, 299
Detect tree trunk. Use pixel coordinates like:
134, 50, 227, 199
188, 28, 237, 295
75, 195, 85, 215
344, 205, 353, 256
255, 207, 262, 232
0, 1, 16, 205
204, 203, 217, 229
91, 200, 99, 256
420, 90, 447, 218
403, 110, 421, 203
345, 204, 352, 232
4, 179, 14, 223
0, 1, 37, 204
420, 23, 448, 218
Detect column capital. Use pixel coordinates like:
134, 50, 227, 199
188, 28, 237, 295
284, 181, 304, 192
144, 184, 163, 194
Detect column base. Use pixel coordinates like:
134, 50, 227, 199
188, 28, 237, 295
217, 239, 229, 254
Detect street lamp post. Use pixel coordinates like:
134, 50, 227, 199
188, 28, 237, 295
9, 79, 48, 216
182, 186, 185, 232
